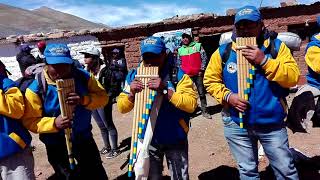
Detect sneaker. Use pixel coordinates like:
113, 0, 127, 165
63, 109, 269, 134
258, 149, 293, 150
100, 147, 110, 155
106, 149, 120, 159
202, 111, 212, 119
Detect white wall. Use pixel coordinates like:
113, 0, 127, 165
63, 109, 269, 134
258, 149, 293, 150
2, 57, 22, 80
67, 40, 103, 65
1, 40, 102, 81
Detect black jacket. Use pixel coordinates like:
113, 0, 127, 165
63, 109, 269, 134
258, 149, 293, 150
16, 51, 37, 76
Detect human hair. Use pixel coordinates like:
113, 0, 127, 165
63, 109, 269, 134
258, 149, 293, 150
0, 60, 9, 77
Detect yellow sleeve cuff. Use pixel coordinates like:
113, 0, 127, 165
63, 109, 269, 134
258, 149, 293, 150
169, 92, 197, 113
261, 58, 273, 70
41, 117, 59, 133
23, 117, 59, 134
117, 93, 134, 114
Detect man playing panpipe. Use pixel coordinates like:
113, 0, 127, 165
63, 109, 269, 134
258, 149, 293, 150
117, 37, 197, 180
204, 6, 299, 180
22, 44, 108, 180
0, 61, 35, 180
287, 16, 320, 132
305, 16, 320, 91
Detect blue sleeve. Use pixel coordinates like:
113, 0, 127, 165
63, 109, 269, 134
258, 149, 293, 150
122, 69, 137, 94
1, 76, 17, 92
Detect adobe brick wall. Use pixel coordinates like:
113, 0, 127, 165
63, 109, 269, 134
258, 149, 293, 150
98, 36, 146, 69
95, 3, 319, 86
123, 37, 146, 69
263, 14, 320, 85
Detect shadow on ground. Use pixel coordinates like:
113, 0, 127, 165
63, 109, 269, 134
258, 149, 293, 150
119, 137, 131, 154
198, 156, 320, 180
191, 104, 222, 119
115, 172, 170, 180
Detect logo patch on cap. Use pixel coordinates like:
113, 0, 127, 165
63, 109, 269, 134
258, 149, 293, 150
238, 8, 254, 16
49, 47, 69, 56
144, 38, 157, 45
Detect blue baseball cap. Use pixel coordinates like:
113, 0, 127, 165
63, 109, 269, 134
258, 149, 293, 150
20, 44, 31, 52
317, 16, 320, 27
44, 44, 73, 65
140, 36, 166, 55
234, 5, 261, 24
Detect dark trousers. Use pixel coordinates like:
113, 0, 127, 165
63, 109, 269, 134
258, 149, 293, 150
45, 137, 108, 180
191, 75, 208, 111
92, 100, 118, 150
148, 141, 189, 180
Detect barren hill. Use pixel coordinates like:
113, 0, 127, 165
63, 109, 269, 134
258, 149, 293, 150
0, 4, 108, 37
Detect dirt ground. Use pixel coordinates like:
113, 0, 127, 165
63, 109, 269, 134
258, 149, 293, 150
32, 94, 320, 180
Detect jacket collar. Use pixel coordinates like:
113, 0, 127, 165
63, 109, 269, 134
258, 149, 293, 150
182, 41, 197, 48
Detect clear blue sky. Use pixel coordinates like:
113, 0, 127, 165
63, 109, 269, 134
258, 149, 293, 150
1, 0, 318, 27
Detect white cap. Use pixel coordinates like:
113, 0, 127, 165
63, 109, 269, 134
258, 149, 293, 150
80, 46, 100, 56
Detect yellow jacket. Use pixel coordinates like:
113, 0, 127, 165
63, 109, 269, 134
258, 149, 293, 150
22, 68, 108, 137
204, 38, 300, 126
204, 38, 300, 104
305, 33, 320, 88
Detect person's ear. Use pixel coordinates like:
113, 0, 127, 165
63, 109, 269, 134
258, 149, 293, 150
259, 21, 265, 31
161, 51, 166, 58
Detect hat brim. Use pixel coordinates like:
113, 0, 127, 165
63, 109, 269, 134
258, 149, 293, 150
235, 15, 260, 24
141, 46, 163, 55
79, 51, 92, 55
46, 56, 74, 65
182, 33, 192, 38
79, 51, 100, 56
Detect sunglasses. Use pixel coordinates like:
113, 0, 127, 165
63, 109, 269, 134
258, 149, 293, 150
235, 22, 259, 30
84, 53, 95, 58
142, 53, 162, 61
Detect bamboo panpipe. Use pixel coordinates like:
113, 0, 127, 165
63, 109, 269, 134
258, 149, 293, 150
56, 79, 76, 170
236, 37, 256, 129
128, 63, 158, 177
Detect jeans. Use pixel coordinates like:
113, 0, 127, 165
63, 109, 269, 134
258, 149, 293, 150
149, 141, 189, 180
223, 116, 298, 180
191, 75, 208, 112
92, 100, 118, 150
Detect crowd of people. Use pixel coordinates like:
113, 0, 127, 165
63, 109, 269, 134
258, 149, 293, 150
0, 5, 319, 180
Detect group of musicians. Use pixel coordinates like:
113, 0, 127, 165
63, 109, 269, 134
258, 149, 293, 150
1, 4, 320, 180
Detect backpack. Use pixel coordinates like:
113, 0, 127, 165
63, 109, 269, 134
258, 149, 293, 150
16, 63, 46, 94
34, 67, 87, 102
35, 71, 47, 101
99, 65, 113, 90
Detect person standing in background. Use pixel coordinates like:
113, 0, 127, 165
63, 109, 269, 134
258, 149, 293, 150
177, 33, 211, 119
81, 47, 120, 159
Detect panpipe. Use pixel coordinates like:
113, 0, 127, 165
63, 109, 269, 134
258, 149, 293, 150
236, 37, 257, 129
128, 64, 159, 177
56, 79, 76, 170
